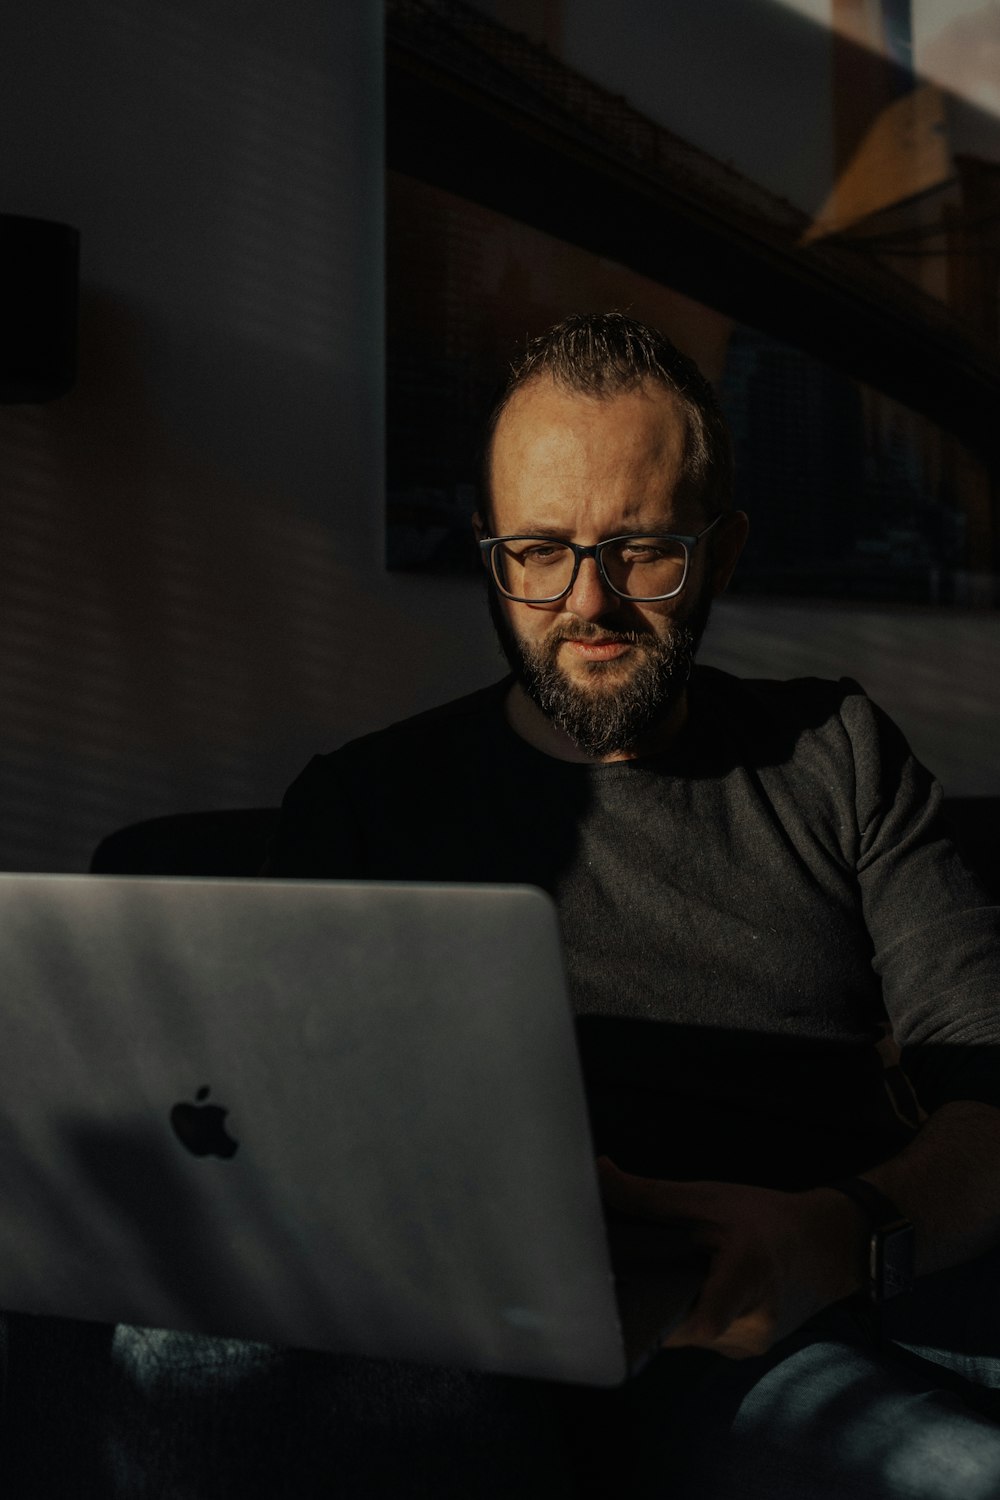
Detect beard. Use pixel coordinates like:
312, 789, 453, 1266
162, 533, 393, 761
488, 585, 711, 759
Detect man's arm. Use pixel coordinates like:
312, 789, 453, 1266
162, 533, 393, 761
857, 1098, 1000, 1273
599, 1098, 1000, 1361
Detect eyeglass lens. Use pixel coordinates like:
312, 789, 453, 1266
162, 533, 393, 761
493, 537, 688, 601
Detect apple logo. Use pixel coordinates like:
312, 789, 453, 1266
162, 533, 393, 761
170, 1085, 239, 1159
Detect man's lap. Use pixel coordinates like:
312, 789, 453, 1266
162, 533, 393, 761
594, 1303, 996, 1498
4, 1252, 1000, 1498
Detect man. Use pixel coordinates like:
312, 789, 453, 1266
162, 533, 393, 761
268, 313, 1000, 1495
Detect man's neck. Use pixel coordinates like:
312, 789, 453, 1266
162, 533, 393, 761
503, 681, 689, 764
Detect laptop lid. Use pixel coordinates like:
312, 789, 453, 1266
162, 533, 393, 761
0, 874, 699, 1385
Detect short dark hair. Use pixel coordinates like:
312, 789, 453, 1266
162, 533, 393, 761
483, 311, 733, 515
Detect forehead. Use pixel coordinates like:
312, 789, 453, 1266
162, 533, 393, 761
489, 377, 692, 535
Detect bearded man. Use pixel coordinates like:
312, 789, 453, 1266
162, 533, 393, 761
267, 314, 1000, 1497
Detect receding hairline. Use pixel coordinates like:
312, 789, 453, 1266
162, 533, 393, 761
479, 312, 735, 522
484, 369, 714, 518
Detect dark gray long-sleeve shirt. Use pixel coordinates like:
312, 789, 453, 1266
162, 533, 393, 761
267, 668, 1000, 1189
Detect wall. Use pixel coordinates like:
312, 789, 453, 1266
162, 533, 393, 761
0, 0, 505, 871
1, 0, 997, 874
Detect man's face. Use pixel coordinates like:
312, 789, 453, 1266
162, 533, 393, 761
481, 377, 741, 759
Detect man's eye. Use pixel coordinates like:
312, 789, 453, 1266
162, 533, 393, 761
618, 543, 666, 563
520, 545, 565, 565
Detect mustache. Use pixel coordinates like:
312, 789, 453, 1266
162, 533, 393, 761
549, 622, 653, 647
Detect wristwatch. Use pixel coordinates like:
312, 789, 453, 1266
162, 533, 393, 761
828, 1176, 915, 1303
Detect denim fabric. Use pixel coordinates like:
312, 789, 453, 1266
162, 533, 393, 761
2, 1251, 999, 1498
100, 1332, 578, 1500
586, 1274, 1000, 1500
0, 1318, 578, 1499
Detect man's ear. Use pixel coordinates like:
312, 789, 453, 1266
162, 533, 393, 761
472, 510, 494, 578
710, 510, 749, 598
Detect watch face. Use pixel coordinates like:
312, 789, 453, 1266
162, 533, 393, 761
874, 1223, 915, 1300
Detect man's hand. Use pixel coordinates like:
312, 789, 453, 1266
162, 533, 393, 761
598, 1158, 867, 1360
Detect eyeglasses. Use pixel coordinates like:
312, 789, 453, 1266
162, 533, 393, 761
478, 515, 724, 604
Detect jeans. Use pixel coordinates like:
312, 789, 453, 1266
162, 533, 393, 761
572, 1248, 1000, 1500
2, 1249, 999, 1498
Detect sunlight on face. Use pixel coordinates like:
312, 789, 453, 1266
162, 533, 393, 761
487, 378, 717, 757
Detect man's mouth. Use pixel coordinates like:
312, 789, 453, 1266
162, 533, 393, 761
561, 637, 632, 661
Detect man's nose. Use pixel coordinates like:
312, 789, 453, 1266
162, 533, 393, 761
565, 555, 620, 621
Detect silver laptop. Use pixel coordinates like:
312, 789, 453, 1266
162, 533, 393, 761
0, 874, 702, 1386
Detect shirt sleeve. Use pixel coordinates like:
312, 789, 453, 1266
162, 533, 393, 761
843, 685, 1000, 1114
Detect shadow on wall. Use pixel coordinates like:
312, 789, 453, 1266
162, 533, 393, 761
0, 291, 494, 874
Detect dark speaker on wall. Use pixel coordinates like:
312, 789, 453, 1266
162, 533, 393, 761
0, 213, 80, 403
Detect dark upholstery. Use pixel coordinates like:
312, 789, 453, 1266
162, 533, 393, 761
90, 808, 281, 878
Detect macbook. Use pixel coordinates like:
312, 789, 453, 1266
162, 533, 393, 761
0, 874, 702, 1385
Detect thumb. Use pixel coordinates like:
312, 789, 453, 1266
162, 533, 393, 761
596, 1158, 695, 1221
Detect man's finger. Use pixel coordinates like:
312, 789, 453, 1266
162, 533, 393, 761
662, 1252, 747, 1345
596, 1158, 713, 1223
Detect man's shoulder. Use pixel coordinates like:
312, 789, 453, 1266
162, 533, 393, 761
355, 678, 509, 747
693, 664, 866, 726
313, 679, 510, 771
692, 666, 917, 802
279, 679, 510, 817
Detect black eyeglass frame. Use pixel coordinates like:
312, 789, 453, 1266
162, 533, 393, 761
478, 513, 725, 604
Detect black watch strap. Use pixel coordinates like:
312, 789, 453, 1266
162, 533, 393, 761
829, 1176, 905, 1229
827, 1176, 915, 1303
